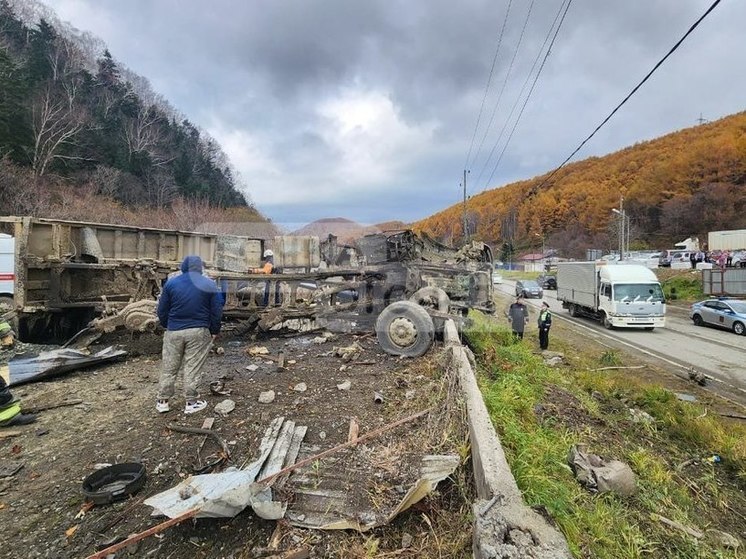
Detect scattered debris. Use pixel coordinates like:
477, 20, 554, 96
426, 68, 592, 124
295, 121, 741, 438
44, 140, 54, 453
675, 393, 697, 403
209, 380, 232, 396
5, 346, 127, 386
652, 513, 703, 539
0, 461, 24, 478
292, 383, 307, 392
333, 343, 362, 362
347, 418, 359, 442
214, 399, 236, 416
706, 528, 740, 550
214, 347, 225, 356
168, 425, 230, 473
336, 380, 351, 391
567, 444, 637, 496
374, 391, 385, 404
688, 370, 708, 386
246, 364, 260, 372
628, 408, 655, 424
311, 337, 327, 345
81, 463, 147, 505
247, 346, 270, 356
288, 453, 459, 531
0, 430, 21, 439
259, 390, 276, 404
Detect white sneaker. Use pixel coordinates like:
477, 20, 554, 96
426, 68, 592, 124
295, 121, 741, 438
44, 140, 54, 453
156, 400, 170, 413
184, 400, 207, 414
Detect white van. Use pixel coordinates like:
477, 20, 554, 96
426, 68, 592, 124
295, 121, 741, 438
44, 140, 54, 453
0, 234, 14, 310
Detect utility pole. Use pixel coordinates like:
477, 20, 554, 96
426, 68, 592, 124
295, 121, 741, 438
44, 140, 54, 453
696, 113, 708, 125
612, 196, 625, 260
462, 169, 470, 242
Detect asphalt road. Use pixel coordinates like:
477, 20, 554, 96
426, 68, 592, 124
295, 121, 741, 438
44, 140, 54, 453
495, 280, 746, 406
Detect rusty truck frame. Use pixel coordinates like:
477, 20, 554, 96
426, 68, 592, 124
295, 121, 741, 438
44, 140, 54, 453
1, 216, 494, 357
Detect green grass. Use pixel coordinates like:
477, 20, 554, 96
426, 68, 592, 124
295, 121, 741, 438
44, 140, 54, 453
659, 273, 704, 302
464, 312, 746, 559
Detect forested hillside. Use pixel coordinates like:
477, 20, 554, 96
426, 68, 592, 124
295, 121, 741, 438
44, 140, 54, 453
0, 0, 268, 233
415, 112, 746, 258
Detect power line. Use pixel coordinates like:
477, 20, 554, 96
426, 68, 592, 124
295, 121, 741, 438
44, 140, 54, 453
531, 0, 723, 194
470, 0, 534, 191
485, 0, 573, 188
463, 0, 514, 172
474, 0, 571, 191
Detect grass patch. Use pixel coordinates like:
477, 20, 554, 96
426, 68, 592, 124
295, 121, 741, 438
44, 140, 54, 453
464, 312, 746, 558
657, 270, 704, 302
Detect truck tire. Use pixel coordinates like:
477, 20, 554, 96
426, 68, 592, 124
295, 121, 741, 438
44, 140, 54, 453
601, 313, 614, 330
568, 304, 578, 317
376, 300, 435, 358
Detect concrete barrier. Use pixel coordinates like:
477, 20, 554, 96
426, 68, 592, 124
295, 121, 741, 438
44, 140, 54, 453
443, 320, 572, 559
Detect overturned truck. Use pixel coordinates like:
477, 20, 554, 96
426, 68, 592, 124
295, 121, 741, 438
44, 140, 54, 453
0, 217, 494, 357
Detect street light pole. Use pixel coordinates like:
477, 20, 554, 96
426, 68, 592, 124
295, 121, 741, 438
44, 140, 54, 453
612, 198, 625, 260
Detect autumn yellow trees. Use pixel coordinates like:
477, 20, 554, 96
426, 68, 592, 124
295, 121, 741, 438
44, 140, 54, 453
415, 112, 746, 257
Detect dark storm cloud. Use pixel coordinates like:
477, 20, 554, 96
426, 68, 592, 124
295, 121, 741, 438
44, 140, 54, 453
42, 0, 746, 225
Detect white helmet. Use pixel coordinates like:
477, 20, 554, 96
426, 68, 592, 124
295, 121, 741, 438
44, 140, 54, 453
263, 249, 274, 258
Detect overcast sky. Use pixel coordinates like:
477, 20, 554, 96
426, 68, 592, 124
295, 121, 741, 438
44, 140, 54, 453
39, 0, 746, 228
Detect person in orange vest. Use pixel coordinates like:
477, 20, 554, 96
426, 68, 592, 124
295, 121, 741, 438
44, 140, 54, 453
251, 249, 279, 306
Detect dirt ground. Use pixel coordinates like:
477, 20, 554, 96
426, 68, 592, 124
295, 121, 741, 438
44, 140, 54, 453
0, 330, 473, 559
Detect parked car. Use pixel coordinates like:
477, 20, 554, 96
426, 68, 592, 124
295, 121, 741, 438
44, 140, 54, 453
515, 279, 543, 299
537, 274, 557, 290
492, 272, 503, 285
690, 298, 746, 335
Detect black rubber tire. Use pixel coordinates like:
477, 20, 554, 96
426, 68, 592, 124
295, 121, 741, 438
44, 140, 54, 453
601, 313, 613, 330
733, 321, 745, 336
376, 300, 435, 357
692, 314, 703, 327
568, 304, 578, 317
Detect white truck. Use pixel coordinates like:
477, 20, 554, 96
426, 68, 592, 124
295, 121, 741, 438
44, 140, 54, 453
0, 233, 14, 312
708, 229, 746, 251
557, 262, 666, 330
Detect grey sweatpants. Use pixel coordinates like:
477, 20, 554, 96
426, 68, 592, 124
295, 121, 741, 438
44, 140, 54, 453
157, 327, 212, 401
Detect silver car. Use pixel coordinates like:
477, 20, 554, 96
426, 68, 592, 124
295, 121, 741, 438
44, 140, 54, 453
690, 298, 746, 335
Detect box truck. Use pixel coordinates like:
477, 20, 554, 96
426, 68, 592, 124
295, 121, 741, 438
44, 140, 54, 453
557, 262, 666, 330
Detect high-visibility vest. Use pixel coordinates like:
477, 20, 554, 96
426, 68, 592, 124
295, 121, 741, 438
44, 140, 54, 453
0, 401, 21, 425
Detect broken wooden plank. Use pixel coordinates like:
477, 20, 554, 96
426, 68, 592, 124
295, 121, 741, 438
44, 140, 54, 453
257, 407, 431, 488
347, 417, 359, 442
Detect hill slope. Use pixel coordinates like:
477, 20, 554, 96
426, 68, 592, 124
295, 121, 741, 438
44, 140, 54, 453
0, 0, 259, 227
415, 112, 746, 258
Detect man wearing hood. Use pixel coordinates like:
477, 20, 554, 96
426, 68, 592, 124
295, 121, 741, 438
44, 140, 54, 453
156, 256, 223, 414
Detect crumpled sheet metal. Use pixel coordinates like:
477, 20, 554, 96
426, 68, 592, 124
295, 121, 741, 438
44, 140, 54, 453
145, 417, 306, 520
286, 454, 460, 531
5, 346, 127, 386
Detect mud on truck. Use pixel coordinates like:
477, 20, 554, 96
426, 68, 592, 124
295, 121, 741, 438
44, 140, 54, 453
0, 217, 495, 357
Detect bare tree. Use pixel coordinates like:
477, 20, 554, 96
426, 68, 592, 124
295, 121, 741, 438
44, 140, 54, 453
29, 83, 86, 176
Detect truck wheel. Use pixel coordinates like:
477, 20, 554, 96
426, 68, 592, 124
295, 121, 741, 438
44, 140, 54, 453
644, 327, 654, 331
376, 300, 435, 357
733, 321, 745, 336
601, 313, 613, 330
568, 304, 578, 317
692, 314, 703, 326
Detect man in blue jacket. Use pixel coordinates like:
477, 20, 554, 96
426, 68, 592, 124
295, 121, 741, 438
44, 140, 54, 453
156, 256, 223, 414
